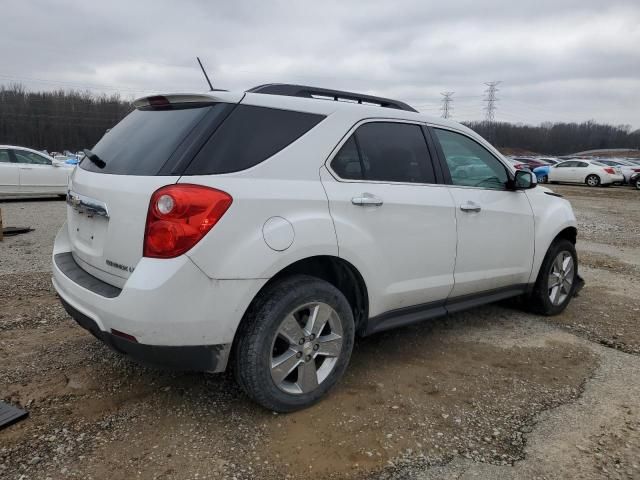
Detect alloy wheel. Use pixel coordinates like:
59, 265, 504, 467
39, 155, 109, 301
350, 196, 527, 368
270, 302, 343, 395
548, 251, 574, 306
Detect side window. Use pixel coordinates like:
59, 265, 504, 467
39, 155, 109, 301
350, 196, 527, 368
433, 129, 508, 190
331, 136, 364, 180
576, 162, 588, 168
186, 105, 325, 175
0, 149, 10, 163
330, 122, 436, 183
14, 151, 52, 165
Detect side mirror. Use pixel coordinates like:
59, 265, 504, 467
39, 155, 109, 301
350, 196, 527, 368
513, 169, 536, 189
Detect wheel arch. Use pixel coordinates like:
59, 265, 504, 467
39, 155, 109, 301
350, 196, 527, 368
232, 255, 370, 353
553, 226, 577, 245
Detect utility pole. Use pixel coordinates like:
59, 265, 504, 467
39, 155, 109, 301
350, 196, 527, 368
483, 81, 501, 122
440, 92, 454, 119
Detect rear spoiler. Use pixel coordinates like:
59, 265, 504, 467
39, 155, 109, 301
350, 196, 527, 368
133, 92, 244, 109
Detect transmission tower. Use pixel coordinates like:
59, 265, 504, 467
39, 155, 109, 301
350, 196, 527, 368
440, 92, 454, 119
483, 81, 501, 122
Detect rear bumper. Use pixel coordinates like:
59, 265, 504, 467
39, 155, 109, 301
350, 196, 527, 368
59, 296, 231, 371
52, 224, 267, 372
604, 174, 625, 184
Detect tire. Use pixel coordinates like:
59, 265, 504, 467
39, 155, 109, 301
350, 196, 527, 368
233, 274, 355, 412
635, 178, 640, 190
585, 174, 600, 187
527, 239, 578, 316
540, 175, 548, 184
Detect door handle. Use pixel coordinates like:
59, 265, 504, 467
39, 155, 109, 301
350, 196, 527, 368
460, 201, 481, 213
19, 167, 33, 170
351, 193, 383, 207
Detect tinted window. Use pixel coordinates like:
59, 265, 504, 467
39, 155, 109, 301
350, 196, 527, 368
186, 105, 325, 175
556, 161, 574, 168
433, 128, 508, 190
14, 150, 51, 165
331, 136, 363, 180
331, 122, 435, 183
81, 105, 220, 175
0, 149, 10, 163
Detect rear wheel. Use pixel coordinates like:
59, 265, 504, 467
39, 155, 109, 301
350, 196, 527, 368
635, 178, 640, 190
233, 275, 355, 412
527, 239, 578, 315
585, 174, 600, 187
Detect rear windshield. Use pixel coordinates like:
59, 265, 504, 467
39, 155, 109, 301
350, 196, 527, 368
81, 103, 325, 176
80, 104, 224, 175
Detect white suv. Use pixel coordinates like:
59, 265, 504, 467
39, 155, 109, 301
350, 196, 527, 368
52, 84, 584, 412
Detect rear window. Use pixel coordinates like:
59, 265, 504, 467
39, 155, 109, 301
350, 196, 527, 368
80, 104, 225, 175
184, 105, 325, 175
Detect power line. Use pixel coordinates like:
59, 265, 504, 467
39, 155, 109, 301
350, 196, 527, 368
483, 81, 501, 122
440, 91, 454, 119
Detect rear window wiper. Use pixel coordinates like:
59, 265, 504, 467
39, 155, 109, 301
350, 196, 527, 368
83, 149, 106, 169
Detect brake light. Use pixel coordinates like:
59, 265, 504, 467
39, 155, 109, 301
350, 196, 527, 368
514, 164, 526, 170
603, 167, 615, 174
147, 95, 171, 108
633, 168, 640, 172
144, 184, 232, 258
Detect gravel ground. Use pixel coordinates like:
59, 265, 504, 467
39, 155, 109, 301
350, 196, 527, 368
0, 184, 639, 480
0, 197, 66, 274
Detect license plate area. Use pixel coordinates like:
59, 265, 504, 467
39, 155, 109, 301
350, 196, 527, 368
69, 209, 109, 256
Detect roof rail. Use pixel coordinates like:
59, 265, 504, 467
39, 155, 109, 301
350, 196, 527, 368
246, 83, 418, 113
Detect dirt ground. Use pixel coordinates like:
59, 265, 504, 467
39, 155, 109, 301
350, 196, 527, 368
1, 184, 639, 480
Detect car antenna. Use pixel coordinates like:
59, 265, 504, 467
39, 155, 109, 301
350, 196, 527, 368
196, 56, 214, 91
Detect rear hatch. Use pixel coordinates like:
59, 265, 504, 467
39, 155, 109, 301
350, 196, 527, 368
66, 93, 241, 287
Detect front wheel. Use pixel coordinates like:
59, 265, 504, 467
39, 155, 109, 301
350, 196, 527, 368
635, 178, 640, 190
527, 239, 578, 315
585, 174, 601, 187
539, 175, 548, 184
233, 275, 355, 412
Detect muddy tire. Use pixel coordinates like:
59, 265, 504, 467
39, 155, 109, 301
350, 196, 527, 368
585, 174, 600, 187
233, 275, 354, 412
527, 239, 578, 316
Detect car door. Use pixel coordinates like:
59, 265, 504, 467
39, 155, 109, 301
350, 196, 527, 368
321, 120, 457, 320
430, 127, 535, 298
0, 148, 20, 193
12, 149, 67, 194
550, 161, 575, 182
573, 161, 590, 182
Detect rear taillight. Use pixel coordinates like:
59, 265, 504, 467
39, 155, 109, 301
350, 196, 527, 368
633, 168, 640, 172
514, 164, 526, 170
144, 184, 232, 258
603, 167, 615, 174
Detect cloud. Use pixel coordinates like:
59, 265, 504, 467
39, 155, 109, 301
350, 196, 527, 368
1, 0, 639, 126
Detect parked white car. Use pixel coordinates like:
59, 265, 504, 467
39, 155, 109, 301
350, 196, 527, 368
0, 145, 74, 196
595, 159, 640, 184
548, 159, 624, 187
52, 85, 584, 412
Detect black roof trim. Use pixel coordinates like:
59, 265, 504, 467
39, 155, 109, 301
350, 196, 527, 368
246, 83, 418, 113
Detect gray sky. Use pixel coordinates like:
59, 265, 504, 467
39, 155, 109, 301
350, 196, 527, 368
2, 0, 639, 127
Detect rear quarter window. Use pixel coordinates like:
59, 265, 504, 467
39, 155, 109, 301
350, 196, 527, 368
184, 105, 325, 175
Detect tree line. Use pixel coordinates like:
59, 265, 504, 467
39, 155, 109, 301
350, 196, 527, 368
0, 84, 638, 155
0, 84, 131, 152
465, 120, 640, 155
